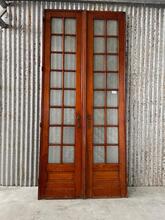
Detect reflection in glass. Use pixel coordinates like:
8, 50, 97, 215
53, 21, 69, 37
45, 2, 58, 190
107, 91, 118, 107
63, 127, 75, 144
48, 146, 60, 163
107, 146, 118, 163
51, 54, 62, 69
94, 20, 105, 35
94, 146, 105, 163
94, 109, 104, 125
49, 108, 62, 125
63, 146, 74, 163
49, 127, 61, 144
50, 90, 62, 106
93, 127, 104, 144
107, 127, 118, 144
51, 18, 63, 34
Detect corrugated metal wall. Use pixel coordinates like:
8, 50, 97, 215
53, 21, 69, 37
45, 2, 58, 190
0, 1, 165, 186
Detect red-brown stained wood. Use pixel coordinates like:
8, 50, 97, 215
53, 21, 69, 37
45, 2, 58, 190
39, 10, 127, 199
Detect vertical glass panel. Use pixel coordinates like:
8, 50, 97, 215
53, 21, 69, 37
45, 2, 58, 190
94, 73, 105, 89
50, 90, 62, 106
107, 20, 118, 36
63, 127, 75, 144
64, 54, 76, 70
107, 73, 118, 89
65, 19, 76, 34
107, 109, 118, 125
107, 127, 118, 144
51, 36, 62, 52
51, 54, 62, 69
48, 146, 61, 163
107, 146, 118, 163
51, 18, 63, 34
50, 71, 62, 88
93, 127, 104, 144
94, 55, 105, 71
107, 38, 118, 53
49, 108, 62, 125
94, 37, 105, 53
94, 91, 105, 106
65, 36, 76, 52
49, 127, 61, 144
94, 20, 105, 35
107, 91, 118, 107
94, 109, 104, 125
94, 146, 105, 163
64, 108, 75, 125
64, 91, 75, 106
63, 146, 74, 163
64, 72, 76, 88
107, 55, 118, 71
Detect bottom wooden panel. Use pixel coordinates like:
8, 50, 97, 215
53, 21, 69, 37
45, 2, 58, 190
92, 168, 122, 198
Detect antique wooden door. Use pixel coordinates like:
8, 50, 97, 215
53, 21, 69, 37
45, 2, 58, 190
39, 10, 127, 199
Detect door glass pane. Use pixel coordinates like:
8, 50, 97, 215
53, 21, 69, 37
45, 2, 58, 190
48, 146, 60, 163
94, 37, 105, 53
94, 55, 105, 71
94, 73, 105, 89
51, 18, 63, 34
50, 71, 62, 88
94, 109, 104, 125
51, 54, 62, 69
93, 127, 104, 144
50, 108, 62, 125
107, 109, 118, 125
107, 73, 118, 89
49, 127, 61, 144
107, 146, 118, 163
107, 55, 118, 71
64, 108, 75, 125
107, 38, 118, 53
94, 20, 105, 35
65, 19, 76, 34
64, 72, 76, 88
94, 146, 105, 163
65, 54, 76, 70
107, 127, 118, 144
51, 36, 62, 52
63, 127, 75, 144
63, 146, 74, 163
50, 90, 62, 106
94, 91, 105, 106
107, 20, 118, 36
107, 91, 118, 107
65, 36, 76, 52
64, 91, 75, 106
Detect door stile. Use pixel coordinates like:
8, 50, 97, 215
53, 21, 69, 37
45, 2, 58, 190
38, 12, 51, 199
81, 11, 87, 198
86, 13, 94, 198
75, 13, 83, 197
118, 13, 127, 197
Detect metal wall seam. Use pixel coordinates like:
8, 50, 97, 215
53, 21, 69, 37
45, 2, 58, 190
0, 1, 165, 186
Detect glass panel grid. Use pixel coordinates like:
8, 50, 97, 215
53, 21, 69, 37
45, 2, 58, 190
49, 18, 76, 164
93, 19, 119, 164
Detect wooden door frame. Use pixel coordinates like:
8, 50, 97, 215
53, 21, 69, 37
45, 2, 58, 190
38, 10, 127, 199
86, 11, 127, 198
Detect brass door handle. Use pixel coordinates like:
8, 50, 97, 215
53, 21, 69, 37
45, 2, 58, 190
76, 113, 81, 128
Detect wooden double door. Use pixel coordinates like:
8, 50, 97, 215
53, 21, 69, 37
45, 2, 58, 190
39, 10, 127, 199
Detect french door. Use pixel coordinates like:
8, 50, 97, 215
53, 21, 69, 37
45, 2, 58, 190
38, 10, 127, 199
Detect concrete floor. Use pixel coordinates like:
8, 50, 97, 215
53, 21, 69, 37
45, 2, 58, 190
0, 187, 165, 220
